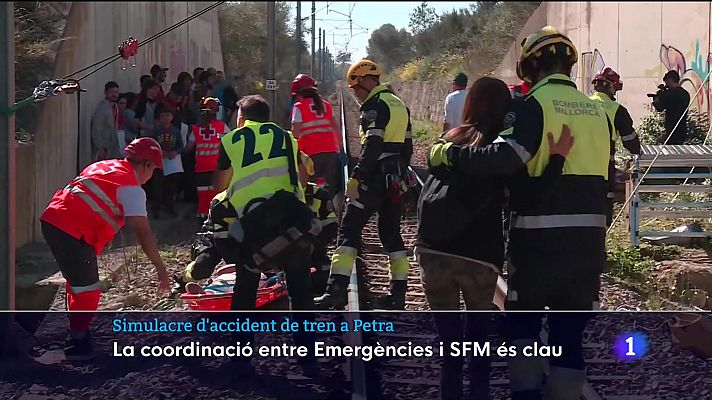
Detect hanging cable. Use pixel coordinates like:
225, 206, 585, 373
607, 68, 712, 234
64, 1, 225, 82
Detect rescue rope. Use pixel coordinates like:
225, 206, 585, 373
66, 1, 226, 82
606, 68, 712, 234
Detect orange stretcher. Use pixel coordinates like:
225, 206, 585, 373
178, 264, 288, 310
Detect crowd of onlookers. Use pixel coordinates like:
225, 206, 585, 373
89, 64, 239, 218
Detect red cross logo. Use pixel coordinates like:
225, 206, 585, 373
200, 126, 217, 141
310, 102, 324, 118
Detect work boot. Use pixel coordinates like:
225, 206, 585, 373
374, 280, 407, 310
313, 274, 350, 310
64, 330, 95, 361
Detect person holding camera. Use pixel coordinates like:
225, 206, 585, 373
652, 70, 690, 145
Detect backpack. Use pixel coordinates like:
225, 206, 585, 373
230, 190, 322, 273
417, 168, 492, 243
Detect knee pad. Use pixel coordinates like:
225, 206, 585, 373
331, 246, 357, 277
388, 251, 409, 281
185, 247, 222, 282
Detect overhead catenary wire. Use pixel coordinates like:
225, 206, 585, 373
65, 1, 225, 82
606, 68, 712, 234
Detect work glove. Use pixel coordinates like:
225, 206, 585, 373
345, 177, 360, 201
339, 150, 349, 166
428, 140, 455, 168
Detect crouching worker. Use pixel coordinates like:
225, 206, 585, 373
171, 189, 237, 296
213, 95, 321, 377
297, 152, 339, 296
40, 138, 170, 360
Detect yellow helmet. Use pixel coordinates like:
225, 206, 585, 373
517, 26, 578, 82
346, 59, 382, 88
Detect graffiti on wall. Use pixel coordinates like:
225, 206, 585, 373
659, 40, 712, 117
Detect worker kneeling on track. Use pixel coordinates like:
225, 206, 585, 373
213, 95, 321, 377
171, 151, 337, 298
40, 137, 170, 361
429, 26, 612, 400
170, 189, 238, 296
315, 59, 414, 310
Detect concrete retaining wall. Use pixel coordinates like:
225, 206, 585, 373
29, 1, 224, 242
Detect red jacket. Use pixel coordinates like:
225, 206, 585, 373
40, 159, 139, 255
193, 120, 228, 173
293, 99, 339, 156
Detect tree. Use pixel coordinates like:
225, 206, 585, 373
219, 2, 303, 93
408, 2, 439, 35
366, 24, 414, 72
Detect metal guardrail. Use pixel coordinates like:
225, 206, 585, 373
628, 145, 712, 246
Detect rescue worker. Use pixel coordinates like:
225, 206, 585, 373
429, 26, 611, 400
170, 189, 237, 295
172, 152, 337, 298
290, 73, 345, 213
315, 59, 413, 310
40, 137, 170, 360
589, 67, 641, 226
186, 96, 230, 218
213, 94, 317, 377
297, 152, 339, 296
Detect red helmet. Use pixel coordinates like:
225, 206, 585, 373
124, 137, 163, 169
200, 97, 220, 114
291, 74, 317, 95
593, 67, 623, 91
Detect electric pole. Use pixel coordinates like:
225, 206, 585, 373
310, 1, 316, 77
0, 0, 16, 354
296, 2, 301, 75
0, 1, 15, 312
322, 30, 326, 82
266, 1, 276, 117
318, 28, 322, 81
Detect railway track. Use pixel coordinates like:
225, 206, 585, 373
334, 84, 606, 400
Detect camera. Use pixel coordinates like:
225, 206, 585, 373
647, 84, 667, 98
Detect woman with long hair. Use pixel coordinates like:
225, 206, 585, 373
416, 76, 574, 400
290, 74, 345, 212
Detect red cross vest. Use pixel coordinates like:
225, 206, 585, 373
40, 159, 139, 255
193, 120, 228, 173
293, 99, 339, 156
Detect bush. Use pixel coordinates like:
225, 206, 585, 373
606, 246, 656, 282
636, 104, 709, 145
411, 119, 441, 140
392, 2, 541, 82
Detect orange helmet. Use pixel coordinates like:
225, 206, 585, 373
124, 137, 163, 169
346, 59, 382, 88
